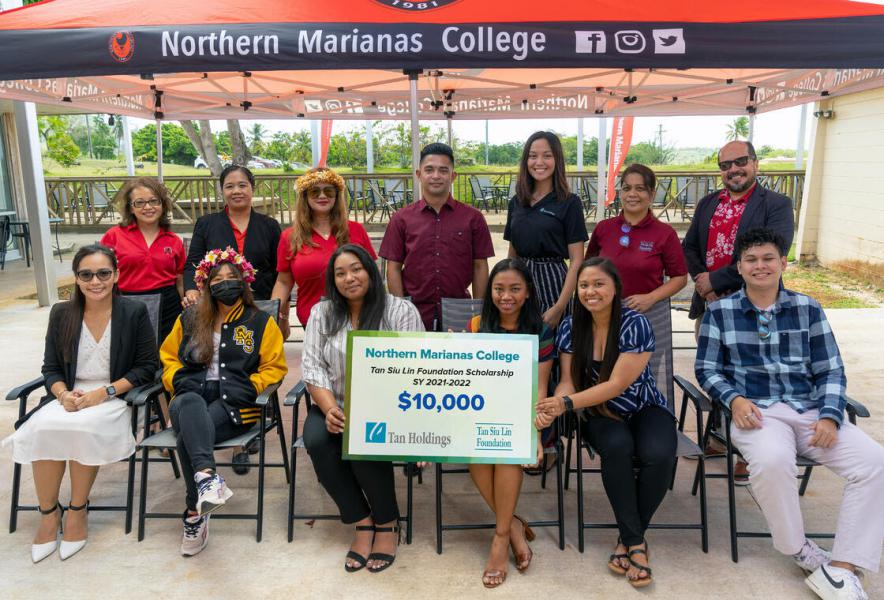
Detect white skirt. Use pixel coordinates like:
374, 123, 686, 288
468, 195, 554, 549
2, 398, 135, 466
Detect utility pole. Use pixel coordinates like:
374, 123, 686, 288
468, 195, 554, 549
84, 114, 94, 159
656, 124, 665, 149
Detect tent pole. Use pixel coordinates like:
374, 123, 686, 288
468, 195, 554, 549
597, 117, 608, 208
310, 120, 320, 167
577, 118, 584, 171
748, 114, 756, 143
13, 101, 57, 306
447, 116, 453, 147
155, 119, 163, 182
795, 104, 808, 169
122, 116, 135, 176
365, 120, 374, 174
408, 72, 420, 201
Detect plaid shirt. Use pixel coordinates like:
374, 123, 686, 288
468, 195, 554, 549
695, 287, 847, 425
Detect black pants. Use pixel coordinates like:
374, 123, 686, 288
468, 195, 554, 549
170, 382, 251, 511
303, 405, 399, 525
582, 404, 677, 547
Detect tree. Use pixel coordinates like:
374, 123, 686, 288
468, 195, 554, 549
37, 116, 81, 167
226, 120, 250, 165
247, 123, 267, 156
180, 120, 223, 175
624, 141, 675, 166
131, 123, 199, 165
726, 117, 750, 141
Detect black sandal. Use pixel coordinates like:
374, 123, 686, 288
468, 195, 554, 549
608, 537, 629, 575
367, 524, 400, 573
344, 525, 374, 573
627, 543, 653, 588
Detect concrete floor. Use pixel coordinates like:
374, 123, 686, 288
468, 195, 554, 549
0, 233, 882, 599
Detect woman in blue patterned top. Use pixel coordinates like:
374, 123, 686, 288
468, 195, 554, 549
536, 257, 675, 588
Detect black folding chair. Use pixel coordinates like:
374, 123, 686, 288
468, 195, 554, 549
284, 382, 416, 543
434, 298, 565, 553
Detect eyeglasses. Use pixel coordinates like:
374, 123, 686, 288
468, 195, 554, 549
718, 155, 754, 171
307, 186, 338, 199
131, 198, 162, 209
757, 310, 772, 340
618, 223, 632, 247
76, 268, 115, 282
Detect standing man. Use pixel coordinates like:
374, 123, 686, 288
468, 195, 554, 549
696, 228, 884, 600
380, 143, 494, 331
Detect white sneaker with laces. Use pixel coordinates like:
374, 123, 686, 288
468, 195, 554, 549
806, 565, 868, 600
793, 540, 832, 572
180, 512, 209, 556
195, 471, 233, 516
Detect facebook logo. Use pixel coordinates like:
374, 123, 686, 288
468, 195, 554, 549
575, 31, 606, 54
365, 422, 387, 444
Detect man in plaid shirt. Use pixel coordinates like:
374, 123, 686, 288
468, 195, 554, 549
696, 228, 883, 600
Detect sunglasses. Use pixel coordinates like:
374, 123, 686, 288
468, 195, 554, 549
76, 268, 115, 282
307, 186, 338, 199
718, 155, 754, 171
757, 310, 772, 340
131, 198, 162, 209
618, 223, 632, 247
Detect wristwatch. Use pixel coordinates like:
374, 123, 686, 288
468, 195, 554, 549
105, 385, 117, 398
562, 395, 575, 413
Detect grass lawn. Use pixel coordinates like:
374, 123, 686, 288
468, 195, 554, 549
784, 265, 884, 308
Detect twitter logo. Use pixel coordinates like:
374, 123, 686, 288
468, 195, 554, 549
653, 29, 686, 54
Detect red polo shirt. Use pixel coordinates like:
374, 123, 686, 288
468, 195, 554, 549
225, 206, 247, 253
100, 224, 185, 292
587, 212, 687, 298
276, 221, 376, 326
380, 196, 495, 330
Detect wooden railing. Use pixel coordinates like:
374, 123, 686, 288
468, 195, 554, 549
44, 170, 804, 227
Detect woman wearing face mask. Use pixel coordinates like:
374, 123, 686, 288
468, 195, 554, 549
466, 259, 554, 588
159, 248, 287, 557
536, 258, 676, 588
272, 167, 376, 335
3, 244, 157, 563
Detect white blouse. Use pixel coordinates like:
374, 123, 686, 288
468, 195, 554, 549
74, 321, 112, 390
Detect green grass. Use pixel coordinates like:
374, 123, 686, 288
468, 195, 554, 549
784, 265, 882, 309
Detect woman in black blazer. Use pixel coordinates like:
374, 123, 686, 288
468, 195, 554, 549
182, 165, 281, 306
4, 244, 157, 563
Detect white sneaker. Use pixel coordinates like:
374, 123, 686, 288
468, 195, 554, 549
806, 565, 869, 600
180, 512, 209, 557
793, 540, 833, 572
195, 472, 233, 516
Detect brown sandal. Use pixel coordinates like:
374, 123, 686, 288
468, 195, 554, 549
511, 515, 535, 572
627, 543, 653, 588
608, 537, 629, 575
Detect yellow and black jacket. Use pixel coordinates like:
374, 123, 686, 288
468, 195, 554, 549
159, 300, 287, 425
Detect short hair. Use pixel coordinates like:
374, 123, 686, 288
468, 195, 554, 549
419, 143, 454, 166
620, 163, 657, 192
115, 176, 173, 228
735, 227, 787, 259
718, 140, 757, 162
219, 164, 255, 188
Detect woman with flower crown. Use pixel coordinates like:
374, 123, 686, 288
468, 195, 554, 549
159, 247, 287, 556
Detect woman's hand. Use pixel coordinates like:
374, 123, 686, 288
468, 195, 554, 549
182, 289, 201, 309
75, 388, 108, 410
60, 390, 82, 412
325, 405, 346, 434
624, 294, 656, 313
541, 305, 565, 328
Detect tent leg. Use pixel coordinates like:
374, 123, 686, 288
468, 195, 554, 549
597, 117, 608, 210
155, 118, 163, 182
409, 73, 421, 201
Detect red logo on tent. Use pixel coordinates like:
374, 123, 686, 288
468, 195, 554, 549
374, 0, 458, 11
109, 32, 135, 63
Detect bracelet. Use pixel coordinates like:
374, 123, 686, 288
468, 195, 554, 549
562, 395, 575, 413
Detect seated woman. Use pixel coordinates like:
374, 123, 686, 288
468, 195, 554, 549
4, 244, 157, 563
536, 257, 676, 588
159, 247, 287, 557
301, 244, 423, 573
467, 258, 554, 588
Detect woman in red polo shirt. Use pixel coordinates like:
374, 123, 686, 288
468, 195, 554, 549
271, 167, 376, 337
101, 177, 185, 341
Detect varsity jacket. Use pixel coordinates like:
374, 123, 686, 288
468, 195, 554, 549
159, 300, 287, 425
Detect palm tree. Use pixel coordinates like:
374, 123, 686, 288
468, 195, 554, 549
726, 117, 750, 141
247, 123, 266, 155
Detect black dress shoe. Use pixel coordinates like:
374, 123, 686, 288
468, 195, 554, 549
232, 451, 251, 475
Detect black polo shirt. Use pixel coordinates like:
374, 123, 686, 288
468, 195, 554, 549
504, 192, 587, 259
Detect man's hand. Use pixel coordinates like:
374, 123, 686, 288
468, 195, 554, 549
694, 272, 713, 297
808, 418, 839, 449
704, 291, 720, 303
325, 405, 346, 434
731, 396, 763, 430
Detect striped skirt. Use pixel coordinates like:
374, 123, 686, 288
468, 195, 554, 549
643, 299, 675, 409
523, 257, 570, 317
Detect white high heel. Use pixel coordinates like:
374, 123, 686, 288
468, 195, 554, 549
59, 501, 88, 561
31, 503, 63, 564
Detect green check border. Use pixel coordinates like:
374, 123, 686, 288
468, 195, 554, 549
343, 330, 538, 464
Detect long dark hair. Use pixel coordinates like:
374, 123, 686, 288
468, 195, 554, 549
59, 244, 120, 361
516, 131, 570, 207
570, 258, 623, 415
189, 262, 256, 364
323, 244, 386, 335
478, 259, 543, 335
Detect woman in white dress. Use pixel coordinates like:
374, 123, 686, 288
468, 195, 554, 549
5, 244, 157, 563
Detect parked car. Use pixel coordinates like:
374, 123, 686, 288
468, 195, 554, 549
194, 156, 208, 169
246, 159, 266, 170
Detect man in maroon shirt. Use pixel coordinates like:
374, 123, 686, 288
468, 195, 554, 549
380, 143, 494, 331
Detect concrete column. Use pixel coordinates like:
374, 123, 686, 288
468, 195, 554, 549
795, 104, 808, 169
794, 102, 827, 265
13, 101, 57, 306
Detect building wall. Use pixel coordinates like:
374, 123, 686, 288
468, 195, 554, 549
796, 87, 884, 266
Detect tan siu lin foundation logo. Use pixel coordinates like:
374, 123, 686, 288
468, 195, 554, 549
109, 31, 135, 63
374, 0, 459, 11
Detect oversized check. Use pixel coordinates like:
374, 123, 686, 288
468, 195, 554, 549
343, 331, 537, 464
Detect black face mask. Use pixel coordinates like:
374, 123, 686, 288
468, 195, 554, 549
209, 280, 243, 306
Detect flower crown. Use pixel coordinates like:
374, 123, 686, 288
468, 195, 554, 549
295, 168, 345, 195
193, 247, 256, 289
